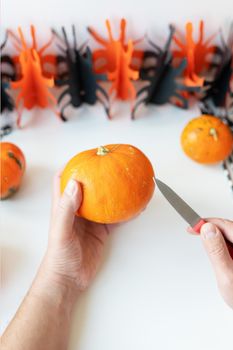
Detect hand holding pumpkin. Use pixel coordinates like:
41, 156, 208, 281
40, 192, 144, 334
33, 171, 109, 302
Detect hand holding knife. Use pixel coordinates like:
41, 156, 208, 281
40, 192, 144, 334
156, 179, 233, 258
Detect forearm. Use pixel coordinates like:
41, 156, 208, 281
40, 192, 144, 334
2, 262, 78, 350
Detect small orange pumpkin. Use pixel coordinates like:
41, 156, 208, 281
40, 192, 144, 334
181, 115, 233, 164
61, 144, 155, 223
0, 142, 26, 199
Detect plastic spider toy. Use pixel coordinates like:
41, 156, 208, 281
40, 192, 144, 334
88, 18, 143, 74
1, 34, 15, 112
173, 21, 216, 87
223, 152, 233, 193
108, 40, 139, 101
8, 25, 56, 78
1, 34, 16, 136
88, 19, 140, 104
8, 26, 59, 127
52, 26, 110, 120
132, 25, 199, 119
200, 24, 233, 126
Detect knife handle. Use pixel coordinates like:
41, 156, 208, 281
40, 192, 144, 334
192, 219, 233, 259
192, 219, 206, 234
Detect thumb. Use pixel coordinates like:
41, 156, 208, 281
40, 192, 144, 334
200, 222, 232, 276
51, 179, 82, 242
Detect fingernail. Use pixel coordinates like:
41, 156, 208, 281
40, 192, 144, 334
65, 179, 77, 196
201, 223, 217, 239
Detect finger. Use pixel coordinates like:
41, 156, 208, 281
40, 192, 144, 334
200, 222, 233, 278
205, 218, 233, 243
51, 168, 65, 218
51, 179, 82, 242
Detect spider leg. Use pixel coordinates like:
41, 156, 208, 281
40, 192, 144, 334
7, 29, 21, 51
60, 99, 71, 121
120, 18, 126, 44
56, 43, 66, 54
1, 32, 8, 50
51, 28, 63, 41
1, 54, 13, 64
164, 24, 175, 51
30, 25, 37, 50
173, 35, 186, 50
84, 46, 92, 61
203, 32, 217, 47
97, 95, 111, 119
58, 88, 70, 105
132, 36, 145, 46
18, 27, 27, 50
128, 81, 137, 101
15, 95, 24, 128
87, 27, 108, 46
136, 85, 150, 98
175, 59, 187, 76
72, 25, 77, 50
176, 83, 200, 93
47, 91, 57, 106
198, 20, 204, 43
15, 91, 24, 107
106, 19, 114, 42
131, 97, 147, 120
147, 39, 162, 54
79, 40, 88, 54
39, 36, 54, 55
199, 98, 214, 115
61, 27, 71, 50
96, 84, 109, 102
173, 92, 188, 109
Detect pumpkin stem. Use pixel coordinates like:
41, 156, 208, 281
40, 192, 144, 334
97, 146, 109, 156
209, 127, 218, 141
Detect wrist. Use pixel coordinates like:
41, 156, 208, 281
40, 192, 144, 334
30, 258, 79, 312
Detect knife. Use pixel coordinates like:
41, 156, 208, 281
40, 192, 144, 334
156, 179, 233, 257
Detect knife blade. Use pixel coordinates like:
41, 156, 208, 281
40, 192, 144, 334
156, 179, 205, 232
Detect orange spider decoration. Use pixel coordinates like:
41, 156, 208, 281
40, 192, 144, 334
108, 40, 139, 101
88, 19, 141, 101
8, 25, 56, 79
9, 27, 59, 127
173, 21, 216, 87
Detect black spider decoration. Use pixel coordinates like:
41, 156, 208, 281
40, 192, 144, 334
1, 34, 15, 113
200, 24, 233, 126
52, 26, 110, 121
131, 25, 199, 119
1, 34, 16, 136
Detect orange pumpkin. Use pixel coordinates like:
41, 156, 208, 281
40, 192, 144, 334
181, 115, 233, 164
0, 142, 26, 199
61, 144, 155, 223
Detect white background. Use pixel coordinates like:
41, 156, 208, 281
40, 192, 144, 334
1, 1, 233, 350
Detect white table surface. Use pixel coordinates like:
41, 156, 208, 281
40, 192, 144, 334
1, 104, 233, 350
